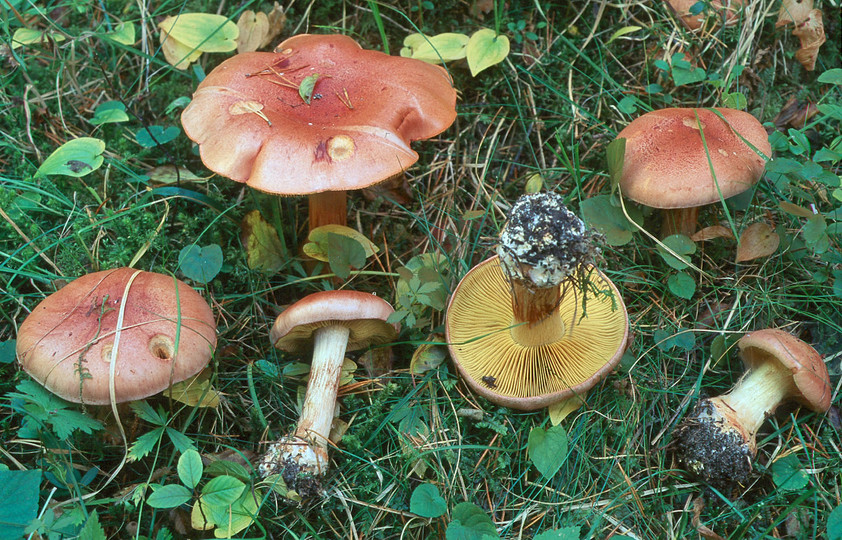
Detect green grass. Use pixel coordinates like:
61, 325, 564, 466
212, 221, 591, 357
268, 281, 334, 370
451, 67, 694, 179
1, 0, 841, 538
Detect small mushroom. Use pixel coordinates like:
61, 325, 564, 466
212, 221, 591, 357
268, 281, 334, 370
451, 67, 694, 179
258, 290, 399, 495
16, 268, 217, 404
445, 193, 629, 410
181, 33, 457, 231
672, 329, 832, 491
615, 107, 771, 237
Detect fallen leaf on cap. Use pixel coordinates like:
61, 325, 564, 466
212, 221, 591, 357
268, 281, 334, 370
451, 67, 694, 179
736, 222, 780, 262
792, 9, 825, 71
236, 10, 269, 53
229, 100, 271, 125
776, 0, 813, 27
691, 225, 735, 242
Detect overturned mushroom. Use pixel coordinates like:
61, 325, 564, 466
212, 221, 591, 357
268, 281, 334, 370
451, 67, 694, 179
672, 329, 831, 491
445, 192, 629, 410
258, 290, 398, 496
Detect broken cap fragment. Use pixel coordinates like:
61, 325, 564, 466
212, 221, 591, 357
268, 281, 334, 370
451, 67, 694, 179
181, 33, 458, 229
16, 268, 217, 404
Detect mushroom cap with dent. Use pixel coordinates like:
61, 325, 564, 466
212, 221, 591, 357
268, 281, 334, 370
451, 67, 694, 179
445, 256, 629, 410
738, 328, 831, 412
271, 290, 399, 353
16, 268, 217, 405
181, 33, 458, 195
617, 107, 771, 209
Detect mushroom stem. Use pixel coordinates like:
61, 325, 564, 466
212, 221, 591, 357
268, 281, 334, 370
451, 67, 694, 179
295, 324, 351, 445
259, 324, 350, 480
510, 281, 561, 324
705, 359, 795, 452
661, 207, 700, 237
308, 191, 348, 230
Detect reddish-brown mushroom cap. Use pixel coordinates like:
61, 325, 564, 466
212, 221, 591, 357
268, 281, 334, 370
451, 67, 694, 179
16, 268, 217, 404
271, 290, 399, 353
738, 328, 832, 412
181, 33, 458, 196
617, 107, 771, 210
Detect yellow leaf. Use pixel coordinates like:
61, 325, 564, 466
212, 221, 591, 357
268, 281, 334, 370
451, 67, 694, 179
410, 337, 447, 375
147, 165, 209, 185
524, 173, 544, 194
548, 393, 586, 425
213, 490, 260, 538
466, 28, 510, 76
606, 25, 642, 46
735, 222, 780, 262
240, 209, 286, 273
11, 28, 66, 49
104, 22, 136, 46
778, 200, 814, 217
229, 100, 271, 125
158, 13, 238, 53
302, 224, 378, 263
400, 32, 469, 64
166, 372, 220, 408
191, 499, 216, 531
236, 10, 269, 53
159, 29, 203, 70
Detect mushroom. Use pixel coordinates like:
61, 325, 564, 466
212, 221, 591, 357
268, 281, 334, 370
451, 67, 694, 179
16, 268, 217, 404
445, 193, 629, 410
615, 107, 771, 237
672, 329, 832, 490
181, 33, 458, 231
258, 290, 399, 495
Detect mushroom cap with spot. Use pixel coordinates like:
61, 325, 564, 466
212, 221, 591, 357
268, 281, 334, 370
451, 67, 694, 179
445, 257, 629, 410
16, 268, 217, 404
738, 328, 832, 413
181, 33, 458, 195
271, 290, 399, 353
617, 107, 771, 209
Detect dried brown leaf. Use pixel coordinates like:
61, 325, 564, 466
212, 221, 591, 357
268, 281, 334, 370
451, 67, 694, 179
236, 10, 269, 53
691, 225, 735, 242
736, 222, 780, 262
776, 0, 813, 27
792, 9, 825, 71
260, 2, 287, 49
773, 97, 819, 129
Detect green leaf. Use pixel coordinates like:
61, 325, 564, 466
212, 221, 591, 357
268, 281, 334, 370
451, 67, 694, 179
36, 137, 106, 178
178, 244, 223, 283
657, 234, 696, 270
11, 28, 66, 49
136, 126, 180, 147
128, 428, 164, 461
771, 454, 809, 492
130, 400, 167, 425
299, 74, 322, 104
410, 340, 447, 375
166, 427, 198, 454
527, 424, 569, 479
671, 53, 706, 86
327, 232, 368, 280
204, 460, 251, 483
303, 224, 379, 262
147, 484, 193, 509
158, 13, 238, 53
103, 22, 136, 46
0, 469, 41, 540
667, 271, 696, 299
410, 483, 447, 518
400, 32, 469, 63
201, 476, 245, 507
579, 195, 638, 246
446, 502, 500, 540
90, 101, 129, 125
803, 215, 827, 246
178, 449, 203, 490
818, 68, 842, 85
466, 29, 510, 76
241, 209, 285, 274
653, 328, 696, 352
828, 505, 842, 540
78, 510, 107, 540
212, 488, 261, 537
606, 25, 641, 45
617, 96, 638, 114
0, 339, 15, 364
606, 138, 626, 192
534, 526, 581, 540
722, 91, 746, 110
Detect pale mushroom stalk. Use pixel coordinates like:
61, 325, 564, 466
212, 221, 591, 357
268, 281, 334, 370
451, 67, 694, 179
258, 290, 398, 497
673, 329, 832, 491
